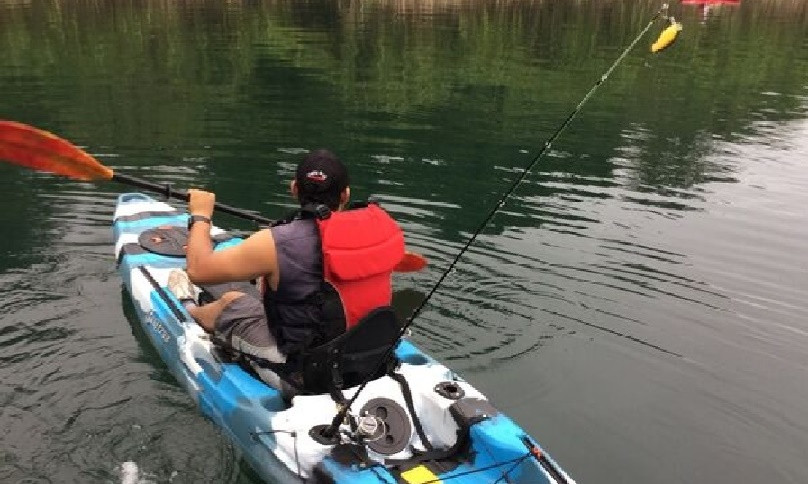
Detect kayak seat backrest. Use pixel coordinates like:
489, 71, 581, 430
299, 306, 402, 396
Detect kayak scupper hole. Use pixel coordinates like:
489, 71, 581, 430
434, 381, 466, 400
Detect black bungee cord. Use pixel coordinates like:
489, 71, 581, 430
323, 2, 672, 439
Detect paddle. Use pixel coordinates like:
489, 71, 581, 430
0, 120, 274, 224
0, 120, 427, 272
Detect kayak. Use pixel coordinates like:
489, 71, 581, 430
113, 192, 575, 483
113, 192, 575, 484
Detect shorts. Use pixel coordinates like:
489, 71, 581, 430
211, 289, 287, 389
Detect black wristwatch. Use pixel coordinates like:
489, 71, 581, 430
187, 214, 211, 230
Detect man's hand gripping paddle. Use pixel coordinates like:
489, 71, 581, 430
0, 120, 427, 272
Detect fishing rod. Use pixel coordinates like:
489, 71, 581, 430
322, 2, 675, 438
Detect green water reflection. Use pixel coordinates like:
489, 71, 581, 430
2, 1, 808, 483
1, 1, 805, 207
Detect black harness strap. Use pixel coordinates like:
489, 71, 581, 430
270, 203, 332, 227
390, 372, 434, 452
226, 344, 346, 405
385, 426, 469, 468
113, 209, 183, 223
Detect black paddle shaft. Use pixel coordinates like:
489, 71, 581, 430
112, 172, 274, 225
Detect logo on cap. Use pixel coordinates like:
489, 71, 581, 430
306, 170, 328, 182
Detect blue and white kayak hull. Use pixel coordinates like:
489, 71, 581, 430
113, 192, 575, 484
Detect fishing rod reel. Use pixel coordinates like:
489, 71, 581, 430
310, 411, 386, 444
355, 413, 388, 442
310, 397, 414, 459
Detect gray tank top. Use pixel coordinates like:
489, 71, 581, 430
264, 219, 324, 353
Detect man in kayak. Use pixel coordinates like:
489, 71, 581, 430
168, 150, 405, 390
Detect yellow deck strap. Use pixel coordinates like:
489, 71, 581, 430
400, 464, 442, 484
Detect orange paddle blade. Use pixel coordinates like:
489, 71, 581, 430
394, 251, 428, 272
0, 121, 113, 181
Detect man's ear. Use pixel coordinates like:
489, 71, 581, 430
340, 186, 351, 207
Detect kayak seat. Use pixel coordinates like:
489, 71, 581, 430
294, 306, 402, 398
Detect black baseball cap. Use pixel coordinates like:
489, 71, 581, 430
295, 149, 350, 209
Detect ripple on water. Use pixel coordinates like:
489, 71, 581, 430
0, 202, 240, 483
404, 159, 733, 367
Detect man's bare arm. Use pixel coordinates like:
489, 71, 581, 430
186, 228, 277, 285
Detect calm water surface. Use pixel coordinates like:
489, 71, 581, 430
1, 1, 807, 483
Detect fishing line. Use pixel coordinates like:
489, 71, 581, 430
324, 2, 672, 437
408, 2, 670, 326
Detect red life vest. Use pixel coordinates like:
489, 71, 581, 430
316, 204, 404, 328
